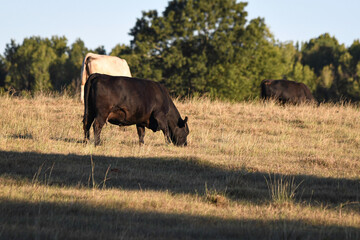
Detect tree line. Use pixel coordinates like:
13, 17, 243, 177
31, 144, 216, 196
1, 0, 359, 102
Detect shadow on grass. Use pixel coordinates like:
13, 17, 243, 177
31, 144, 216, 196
0, 197, 359, 240
0, 150, 359, 209
50, 136, 86, 144
8, 133, 34, 140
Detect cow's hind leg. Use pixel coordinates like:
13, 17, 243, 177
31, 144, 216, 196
93, 117, 106, 146
136, 124, 145, 145
83, 114, 94, 143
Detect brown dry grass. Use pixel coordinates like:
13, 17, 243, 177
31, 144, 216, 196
0, 93, 359, 239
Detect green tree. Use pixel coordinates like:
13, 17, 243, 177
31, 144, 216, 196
0, 55, 6, 89
348, 40, 360, 97
129, 9, 166, 81
129, 0, 288, 100
4, 39, 29, 90
94, 45, 106, 55
65, 38, 88, 93
3, 36, 89, 94
289, 62, 317, 91
110, 44, 131, 57
301, 33, 355, 101
4, 37, 60, 92
301, 33, 343, 75
49, 36, 69, 91
31, 41, 56, 91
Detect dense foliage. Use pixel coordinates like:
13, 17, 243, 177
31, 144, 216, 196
1, 0, 359, 102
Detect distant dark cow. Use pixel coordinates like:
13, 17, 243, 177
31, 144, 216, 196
260, 79, 315, 104
83, 73, 189, 146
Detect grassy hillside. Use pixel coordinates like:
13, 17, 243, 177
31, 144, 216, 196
0, 94, 359, 239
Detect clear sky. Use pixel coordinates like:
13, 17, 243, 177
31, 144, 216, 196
1, 0, 359, 55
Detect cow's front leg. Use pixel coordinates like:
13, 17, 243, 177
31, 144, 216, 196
163, 126, 171, 144
136, 124, 145, 145
84, 128, 90, 143
154, 112, 171, 144
93, 118, 105, 146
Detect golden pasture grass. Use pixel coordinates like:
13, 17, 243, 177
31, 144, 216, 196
0, 94, 359, 239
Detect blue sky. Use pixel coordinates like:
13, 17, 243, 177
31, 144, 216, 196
1, 0, 359, 55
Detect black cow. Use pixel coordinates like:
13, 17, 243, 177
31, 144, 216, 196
83, 73, 189, 146
260, 79, 315, 104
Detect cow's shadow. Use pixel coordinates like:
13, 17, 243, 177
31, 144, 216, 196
1, 150, 359, 210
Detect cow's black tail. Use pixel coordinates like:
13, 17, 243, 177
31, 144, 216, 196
83, 74, 98, 127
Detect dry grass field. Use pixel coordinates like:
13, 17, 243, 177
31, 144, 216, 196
0, 93, 359, 239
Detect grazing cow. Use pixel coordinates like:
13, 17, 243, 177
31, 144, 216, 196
260, 79, 315, 104
83, 73, 189, 146
80, 53, 132, 103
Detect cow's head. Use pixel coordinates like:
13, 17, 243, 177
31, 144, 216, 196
170, 116, 189, 146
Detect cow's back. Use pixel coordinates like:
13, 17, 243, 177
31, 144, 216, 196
91, 75, 170, 121
261, 79, 315, 104
87, 54, 132, 77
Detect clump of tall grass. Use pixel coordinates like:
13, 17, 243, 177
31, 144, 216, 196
87, 154, 111, 189
31, 162, 55, 187
204, 182, 229, 207
265, 174, 303, 204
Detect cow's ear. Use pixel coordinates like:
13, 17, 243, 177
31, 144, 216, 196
178, 117, 188, 127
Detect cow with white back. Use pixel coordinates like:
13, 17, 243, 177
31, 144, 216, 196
80, 53, 132, 103
261, 79, 316, 104
83, 73, 189, 146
